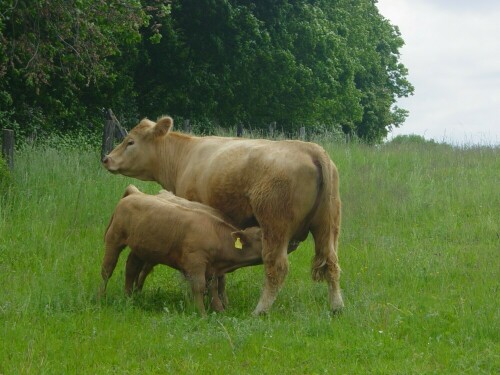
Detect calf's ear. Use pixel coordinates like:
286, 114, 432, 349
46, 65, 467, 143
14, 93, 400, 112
231, 231, 247, 248
154, 116, 173, 137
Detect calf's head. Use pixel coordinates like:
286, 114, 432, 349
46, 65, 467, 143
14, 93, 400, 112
102, 116, 173, 180
232, 227, 262, 255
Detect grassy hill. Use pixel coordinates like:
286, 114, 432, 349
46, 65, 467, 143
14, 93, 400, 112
0, 138, 498, 373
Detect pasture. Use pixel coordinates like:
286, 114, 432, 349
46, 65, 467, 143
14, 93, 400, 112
0, 137, 498, 373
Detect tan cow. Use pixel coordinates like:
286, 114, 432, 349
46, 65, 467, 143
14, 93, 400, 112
102, 116, 343, 315
100, 185, 263, 315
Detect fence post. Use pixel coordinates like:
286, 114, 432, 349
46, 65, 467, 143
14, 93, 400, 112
299, 127, 306, 141
183, 119, 191, 133
269, 121, 276, 138
101, 110, 116, 161
237, 124, 244, 137
101, 108, 127, 161
2, 129, 14, 171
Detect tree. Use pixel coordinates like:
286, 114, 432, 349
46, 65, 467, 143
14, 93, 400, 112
135, 0, 413, 141
0, 0, 147, 136
1, 0, 413, 143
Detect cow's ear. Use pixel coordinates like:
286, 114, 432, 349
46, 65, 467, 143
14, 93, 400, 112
154, 116, 173, 137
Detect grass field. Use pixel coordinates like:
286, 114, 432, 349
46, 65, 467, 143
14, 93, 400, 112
0, 138, 498, 374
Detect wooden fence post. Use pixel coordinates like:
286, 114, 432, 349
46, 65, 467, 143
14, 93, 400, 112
237, 124, 244, 137
183, 119, 191, 133
101, 109, 127, 161
299, 127, 306, 140
269, 122, 276, 138
2, 129, 14, 171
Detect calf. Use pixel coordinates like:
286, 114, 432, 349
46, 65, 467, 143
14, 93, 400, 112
125, 185, 235, 307
100, 185, 263, 315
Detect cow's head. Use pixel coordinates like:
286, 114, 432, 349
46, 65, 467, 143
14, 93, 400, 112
102, 116, 173, 180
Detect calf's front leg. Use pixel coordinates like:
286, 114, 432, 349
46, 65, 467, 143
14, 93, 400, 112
188, 273, 207, 316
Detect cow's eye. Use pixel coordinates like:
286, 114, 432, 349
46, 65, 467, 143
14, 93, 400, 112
127, 139, 135, 146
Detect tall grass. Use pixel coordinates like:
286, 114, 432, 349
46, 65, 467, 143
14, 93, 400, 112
0, 139, 498, 373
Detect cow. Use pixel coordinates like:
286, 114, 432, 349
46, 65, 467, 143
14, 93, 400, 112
100, 185, 264, 315
102, 116, 343, 315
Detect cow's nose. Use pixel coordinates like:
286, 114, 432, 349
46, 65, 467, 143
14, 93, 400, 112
102, 156, 109, 164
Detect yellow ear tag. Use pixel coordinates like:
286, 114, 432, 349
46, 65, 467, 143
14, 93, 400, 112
234, 237, 243, 249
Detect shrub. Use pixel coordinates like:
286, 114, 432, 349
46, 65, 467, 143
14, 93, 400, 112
388, 134, 437, 145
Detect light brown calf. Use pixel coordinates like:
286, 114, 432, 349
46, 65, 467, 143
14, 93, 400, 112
124, 185, 234, 303
100, 185, 263, 315
129, 187, 299, 306
103, 116, 343, 315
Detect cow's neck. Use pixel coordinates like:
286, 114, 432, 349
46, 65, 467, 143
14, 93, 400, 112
155, 132, 192, 193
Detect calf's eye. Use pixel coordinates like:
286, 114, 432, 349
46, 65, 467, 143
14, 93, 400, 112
127, 139, 135, 146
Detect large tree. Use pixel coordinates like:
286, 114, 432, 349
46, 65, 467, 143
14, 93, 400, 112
0, 0, 146, 135
1, 0, 413, 142
136, 0, 413, 141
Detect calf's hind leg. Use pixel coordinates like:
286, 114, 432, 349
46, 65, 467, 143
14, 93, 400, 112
188, 273, 207, 316
125, 252, 145, 295
207, 276, 225, 312
99, 243, 126, 298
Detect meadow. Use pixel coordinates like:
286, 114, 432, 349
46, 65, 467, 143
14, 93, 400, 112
0, 136, 498, 374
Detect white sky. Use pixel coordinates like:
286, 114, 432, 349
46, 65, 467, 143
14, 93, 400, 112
376, 0, 500, 146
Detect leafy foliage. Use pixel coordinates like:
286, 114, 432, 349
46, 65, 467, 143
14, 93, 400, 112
0, 0, 146, 136
1, 0, 413, 143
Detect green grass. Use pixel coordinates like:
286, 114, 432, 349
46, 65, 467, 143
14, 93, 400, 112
0, 140, 499, 374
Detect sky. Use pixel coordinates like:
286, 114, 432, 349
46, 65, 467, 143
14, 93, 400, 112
376, 0, 500, 146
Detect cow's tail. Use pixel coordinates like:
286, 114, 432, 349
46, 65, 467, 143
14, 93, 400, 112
310, 151, 341, 282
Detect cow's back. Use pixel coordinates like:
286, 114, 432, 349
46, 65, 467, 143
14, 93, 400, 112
174, 137, 330, 234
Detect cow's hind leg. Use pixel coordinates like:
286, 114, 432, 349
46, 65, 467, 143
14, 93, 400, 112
311, 224, 343, 313
253, 234, 290, 315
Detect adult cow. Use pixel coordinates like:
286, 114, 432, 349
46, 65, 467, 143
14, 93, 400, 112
102, 116, 343, 315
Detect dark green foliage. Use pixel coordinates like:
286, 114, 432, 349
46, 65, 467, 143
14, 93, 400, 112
0, 0, 146, 137
1, 0, 413, 143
